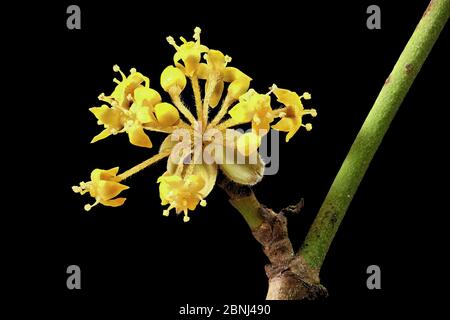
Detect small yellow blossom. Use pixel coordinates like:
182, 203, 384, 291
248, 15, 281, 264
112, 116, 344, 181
89, 66, 171, 148
271, 88, 317, 142
158, 173, 207, 222
197, 50, 252, 107
166, 27, 208, 77
72, 167, 129, 211
160, 65, 187, 93
99, 65, 149, 110
228, 89, 274, 135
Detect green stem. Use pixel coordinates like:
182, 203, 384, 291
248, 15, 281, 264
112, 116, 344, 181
299, 0, 450, 269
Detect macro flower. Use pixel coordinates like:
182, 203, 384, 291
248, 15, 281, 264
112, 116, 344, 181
271, 87, 317, 142
73, 27, 317, 222
197, 50, 252, 108
72, 167, 129, 211
228, 89, 275, 135
166, 27, 208, 77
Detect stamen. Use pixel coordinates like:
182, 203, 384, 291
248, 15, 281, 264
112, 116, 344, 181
163, 209, 170, 217
112, 65, 126, 80
224, 55, 232, 64
279, 112, 287, 118
72, 186, 82, 193
301, 92, 312, 100
84, 200, 99, 212
267, 83, 278, 95
183, 212, 191, 222
130, 68, 136, 74
193, 27, 201, 41
200, 199, 207, 207
166, 36, 178, 48
304, 123, 313, 131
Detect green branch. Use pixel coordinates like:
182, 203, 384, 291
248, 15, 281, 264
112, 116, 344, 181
299, 0, 450, 269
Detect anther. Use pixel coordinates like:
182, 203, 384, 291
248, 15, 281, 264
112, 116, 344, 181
302, 92, 312, 100
267, 84, 278, 95
193, 27, 201, 41
166, 36, 176, 46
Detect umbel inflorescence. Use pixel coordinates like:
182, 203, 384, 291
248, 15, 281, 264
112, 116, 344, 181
72, 27, 317, 222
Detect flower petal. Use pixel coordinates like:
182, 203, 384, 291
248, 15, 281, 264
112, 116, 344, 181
218, 131, 265, 185
219, 154, 265, 185
272, 117, 294, 132
89, 105, 122, 129
102, 197, 127, 207
223, 67, 251, 83
154, 102, 180, 127
130, 102, 155, 124
192, 163, 218, 198
134, 86, 161, 107
91, 128, 111, 143
102, 167, 120, 178
197, 63, 210, 80
273, 88, 302, 108
128, 124, 152, 148
97, 180, 129, 200
210, 80, 224, 108
160, 66, 187, 92
228, 102, 254, 123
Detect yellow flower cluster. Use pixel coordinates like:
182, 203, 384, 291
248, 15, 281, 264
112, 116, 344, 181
73, 27, 317, 222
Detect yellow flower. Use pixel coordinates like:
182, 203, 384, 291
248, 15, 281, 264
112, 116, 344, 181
90, 100, 155, 148
99, 65, 149, 110
90, 68, 170, 148
228, 89, 275, 135
166, 27, 208, 77
72, 167, 129, 211
74, 28, 317, 222
271, 88, 317, 142
197, 50, 252, 107
158, 173, 207, 222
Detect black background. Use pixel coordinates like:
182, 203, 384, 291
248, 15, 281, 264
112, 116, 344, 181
10, 0, 449, 317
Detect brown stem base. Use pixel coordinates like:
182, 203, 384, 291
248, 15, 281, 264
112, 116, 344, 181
218, 175, 328, 300
254, 207, 328, 300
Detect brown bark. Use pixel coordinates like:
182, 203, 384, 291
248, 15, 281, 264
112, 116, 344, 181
218, 175, 328, 300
